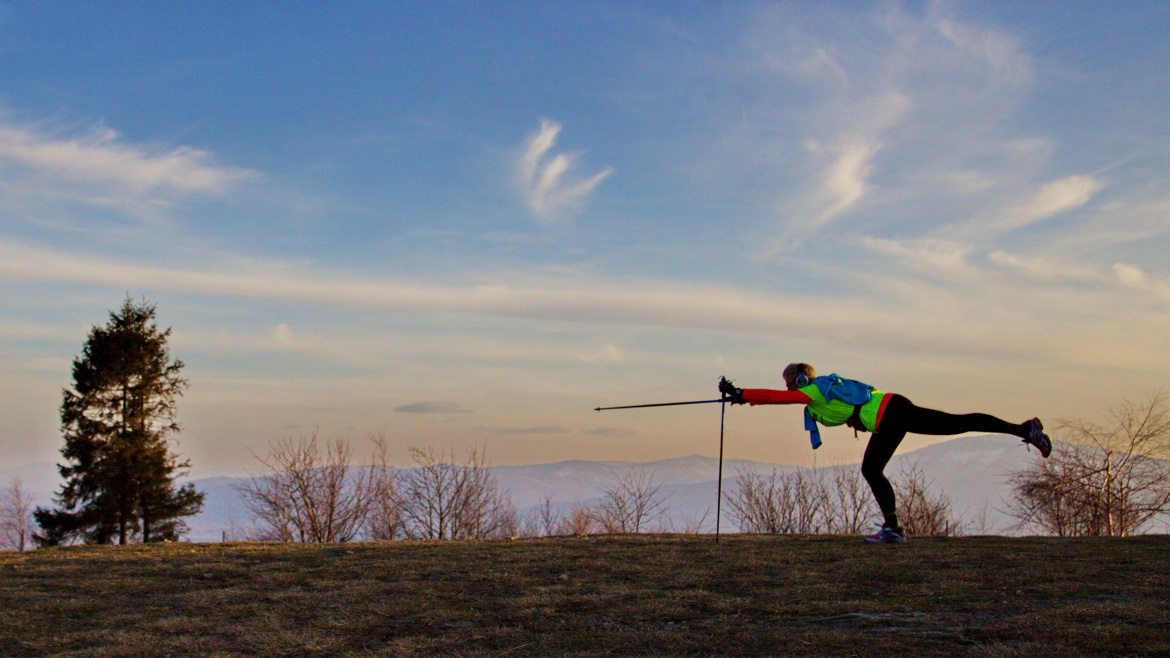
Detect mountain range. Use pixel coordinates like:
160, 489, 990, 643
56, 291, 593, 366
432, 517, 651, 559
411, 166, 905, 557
5, 435, 1094, 542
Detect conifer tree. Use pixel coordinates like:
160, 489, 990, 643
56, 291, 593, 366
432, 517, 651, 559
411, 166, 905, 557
35, 298, 204, 545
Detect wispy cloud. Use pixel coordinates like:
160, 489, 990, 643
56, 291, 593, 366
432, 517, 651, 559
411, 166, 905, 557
577, 344, 626, 364
932, 11, 1032, 85
0, 318, 78, 341
754, 3, 1036, 248
987, 250, 1101, 282
584, 427, 638, 438
487, 426, 572, 435
1113, 263, 1170, 303
394, 401, 472, 414
3, 237, 1156, 368
0, 122, 258, 194
515, 119, 613, 222
863, 236, 975, 276
945, 175, 1105, 241
807, 137, 884, 226
1010, 175, 1105, 225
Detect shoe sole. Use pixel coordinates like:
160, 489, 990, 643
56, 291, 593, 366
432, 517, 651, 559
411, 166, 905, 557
863, 536, 906, 544
1026, 419, 1052, 458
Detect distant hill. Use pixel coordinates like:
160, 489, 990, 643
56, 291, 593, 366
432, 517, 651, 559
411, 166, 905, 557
8, 435, 1165, 542
477, 434, 1039, 537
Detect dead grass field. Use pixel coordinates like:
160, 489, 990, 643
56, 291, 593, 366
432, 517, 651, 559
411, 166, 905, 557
1, 534, 1167, 657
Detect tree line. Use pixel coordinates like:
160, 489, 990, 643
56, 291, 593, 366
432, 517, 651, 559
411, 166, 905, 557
231, 404, 1170, 542
233, 436, 682, 542
8, 298, 1170, 549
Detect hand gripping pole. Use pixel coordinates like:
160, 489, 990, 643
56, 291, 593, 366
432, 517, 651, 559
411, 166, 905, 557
594, 377, 734, 541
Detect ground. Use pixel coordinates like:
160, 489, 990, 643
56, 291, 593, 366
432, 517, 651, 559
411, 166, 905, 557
1, 534, 1167, 656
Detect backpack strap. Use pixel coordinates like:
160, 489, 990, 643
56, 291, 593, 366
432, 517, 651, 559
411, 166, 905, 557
804, 407, 823, 449
847, 404, 864, 437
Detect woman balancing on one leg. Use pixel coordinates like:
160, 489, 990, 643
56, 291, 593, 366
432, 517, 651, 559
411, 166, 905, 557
719, 363, 1052, 544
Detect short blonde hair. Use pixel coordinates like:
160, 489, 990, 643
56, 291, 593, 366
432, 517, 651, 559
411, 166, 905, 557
784, 363, 816, 384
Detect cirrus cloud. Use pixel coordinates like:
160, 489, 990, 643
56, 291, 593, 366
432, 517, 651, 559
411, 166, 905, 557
1114, 263, 1170, 303
515, 118, 613, 222
807, 137, 885, 227
0, 122, 258, 195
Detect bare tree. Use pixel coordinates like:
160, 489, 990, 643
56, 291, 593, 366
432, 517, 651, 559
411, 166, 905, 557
593, 467, 670, 534
520, 498, 563, 537
727, 468, 789, 534
456, 448, 516, 539
726, 468, 828, 534
398, 445, 515, 540
1010, 447, 1091, 537
237, 432, 379, 543
396, 447, 457, 540
559, 504, 596, 536
362, 434, 400, 541
669, 507, 712, 535
727, 464, 956, 537
790, 469, 827, 533
1, 477, 36, 551
492, 504, 521, 539
1010, 392, 1170, 537
892, 462, 964, 537
823, 465, 878, 535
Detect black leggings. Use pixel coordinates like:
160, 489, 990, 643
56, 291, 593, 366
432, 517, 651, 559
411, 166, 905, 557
860, 394, 1030, 522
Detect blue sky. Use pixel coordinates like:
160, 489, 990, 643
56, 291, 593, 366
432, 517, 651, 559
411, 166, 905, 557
2, 1, 1169, 474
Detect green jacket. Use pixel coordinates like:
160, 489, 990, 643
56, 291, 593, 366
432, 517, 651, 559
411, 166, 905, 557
800, 384, 887, 433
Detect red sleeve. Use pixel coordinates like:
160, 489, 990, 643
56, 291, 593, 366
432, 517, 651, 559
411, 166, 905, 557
742, 389, 812, 405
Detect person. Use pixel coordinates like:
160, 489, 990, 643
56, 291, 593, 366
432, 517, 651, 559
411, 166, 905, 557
719, 363, 1052, 544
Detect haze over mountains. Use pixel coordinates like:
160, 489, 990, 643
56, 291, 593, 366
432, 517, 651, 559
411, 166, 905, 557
7, 435, 1095, 542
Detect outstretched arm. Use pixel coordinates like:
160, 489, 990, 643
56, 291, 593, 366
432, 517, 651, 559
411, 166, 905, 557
719, 379, 812, 406
741, 389, 812, 405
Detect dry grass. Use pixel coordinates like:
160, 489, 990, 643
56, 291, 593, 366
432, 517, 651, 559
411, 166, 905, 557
1, 534, 1167, 656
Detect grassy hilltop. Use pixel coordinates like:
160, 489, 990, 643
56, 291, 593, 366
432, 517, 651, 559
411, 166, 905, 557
1, 534, 1167, 657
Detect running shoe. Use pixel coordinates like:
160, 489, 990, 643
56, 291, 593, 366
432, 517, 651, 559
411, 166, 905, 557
864, 526, 905, 544
1023, 418, 1052, 458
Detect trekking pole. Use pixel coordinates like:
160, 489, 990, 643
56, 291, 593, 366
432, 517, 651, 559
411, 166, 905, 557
716, 391, 726, 543
594, 377, 734, 542
594, 399, 723, 411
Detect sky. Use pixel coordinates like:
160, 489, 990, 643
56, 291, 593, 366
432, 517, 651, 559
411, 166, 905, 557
2, 1, 1169, 476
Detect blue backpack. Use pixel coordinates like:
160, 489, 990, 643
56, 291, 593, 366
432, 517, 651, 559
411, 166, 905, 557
802, 374, 874, 449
